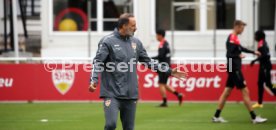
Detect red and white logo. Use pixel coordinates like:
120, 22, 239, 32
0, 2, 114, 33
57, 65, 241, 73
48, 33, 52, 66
105, 99, 111, 107
52, 69, 75, 95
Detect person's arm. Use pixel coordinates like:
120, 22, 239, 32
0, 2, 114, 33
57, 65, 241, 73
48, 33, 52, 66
240, 45, 255, 54
138, 42, 171, 75
241, 45, 261, 57
250, 46, 268, 66
152, 43, 167, 60
89, 40, 109, 92
137, 41, 187, 79
151, 55, 158, 60
250, 57, 258, 66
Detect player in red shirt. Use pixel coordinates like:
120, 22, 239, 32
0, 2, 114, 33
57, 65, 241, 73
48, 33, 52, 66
212, 20, 267, 124
152, 29, 183, 107
251, 30, 276, 108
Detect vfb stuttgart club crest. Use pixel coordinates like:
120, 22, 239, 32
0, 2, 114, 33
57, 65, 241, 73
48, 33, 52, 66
52, 70, 75, 95
132, 42, 137, 53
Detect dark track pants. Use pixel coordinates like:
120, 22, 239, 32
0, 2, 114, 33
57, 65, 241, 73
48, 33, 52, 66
258, 67, 276, 104
103, 98, 137, 130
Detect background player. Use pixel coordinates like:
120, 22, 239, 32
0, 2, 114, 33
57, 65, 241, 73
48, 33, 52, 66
212, 20, 267, 124
250, 30, 276, 109
152, 29, 183, 107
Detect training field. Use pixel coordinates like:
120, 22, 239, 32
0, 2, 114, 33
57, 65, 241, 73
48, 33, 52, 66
0, 103, 275, 130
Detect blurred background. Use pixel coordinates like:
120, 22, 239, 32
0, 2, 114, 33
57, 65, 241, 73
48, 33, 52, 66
0, 0, 275, 102
0, 0, 275, 58
0, 2, 275, 129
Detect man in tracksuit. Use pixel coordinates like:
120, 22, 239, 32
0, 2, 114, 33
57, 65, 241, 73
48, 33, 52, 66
250, 30, 276, 109
88, 13, 187, 130
152, 29, 183, 107
212, 20, 267, 124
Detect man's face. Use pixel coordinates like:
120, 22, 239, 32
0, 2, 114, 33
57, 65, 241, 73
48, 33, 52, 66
124, 17, 137, 36
235, 25, 245, 34
156, 34, 162, 42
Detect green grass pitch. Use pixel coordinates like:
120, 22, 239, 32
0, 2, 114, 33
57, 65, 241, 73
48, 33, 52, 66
0, 103, 275, 130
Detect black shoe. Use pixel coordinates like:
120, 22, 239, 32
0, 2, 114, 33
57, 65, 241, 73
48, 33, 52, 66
159, 103, 168, 107
178, 94, 183, 106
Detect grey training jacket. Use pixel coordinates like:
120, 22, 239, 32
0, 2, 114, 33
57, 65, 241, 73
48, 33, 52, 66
90, 28, 172, 99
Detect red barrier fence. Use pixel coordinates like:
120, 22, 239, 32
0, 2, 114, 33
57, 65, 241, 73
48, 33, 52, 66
0, 64, 275, 102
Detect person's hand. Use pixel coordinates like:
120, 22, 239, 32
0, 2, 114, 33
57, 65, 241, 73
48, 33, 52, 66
89, 82, 97, 93
250, 60, 255, 67
239, 54, 246, 59
171, 67, 188, 80
254, 51, 261, 56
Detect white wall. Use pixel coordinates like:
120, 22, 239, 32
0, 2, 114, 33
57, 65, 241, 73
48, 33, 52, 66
41, 0, 275, 58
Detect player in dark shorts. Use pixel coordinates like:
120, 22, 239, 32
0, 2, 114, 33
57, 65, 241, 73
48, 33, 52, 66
250, 30, 276, 109
152, 29, 183, 107
212, 20, 267, 124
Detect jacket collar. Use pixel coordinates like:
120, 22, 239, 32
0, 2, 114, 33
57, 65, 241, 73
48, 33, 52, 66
114, 28, 131, 41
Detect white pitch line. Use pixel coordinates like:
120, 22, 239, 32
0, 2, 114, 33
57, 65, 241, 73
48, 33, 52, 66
144, 119, 209, 123
0, 119, 81, 122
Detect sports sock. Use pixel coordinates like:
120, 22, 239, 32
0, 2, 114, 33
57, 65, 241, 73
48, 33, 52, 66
250, 111, 257, 119
173, 91, 179, 96
163, 97, 167, 104
214, 109, 221, 118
